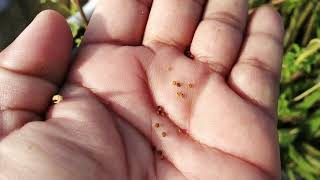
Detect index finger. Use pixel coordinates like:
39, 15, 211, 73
83, 0, 152, 46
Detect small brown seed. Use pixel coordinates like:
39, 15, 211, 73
162, 132, 167, 137
52, 95, 63, 104
176, 92, 185, 98
188, 83, 193, 88
172, 81, 177, 85
156, 106, 166, 116
172, 80, 182, 87
154, 123, 160, 128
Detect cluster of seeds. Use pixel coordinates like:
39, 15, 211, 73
172, 80, 182, 87
176, 91, 185, 98
172, 80, 194, 99
156, 106, 166, 116
154, 68, 196, 160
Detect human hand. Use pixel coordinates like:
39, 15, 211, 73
0, 0, 284, 179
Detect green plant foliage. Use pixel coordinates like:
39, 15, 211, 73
253, 0, 320, 179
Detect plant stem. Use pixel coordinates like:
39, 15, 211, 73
73, 0, 88, 27
302, 3, 320, 46
294, 82, 320, 101
284, 7, 299, 48
289, 2, 314, 47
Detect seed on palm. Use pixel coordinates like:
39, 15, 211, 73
52, 95, 63, 104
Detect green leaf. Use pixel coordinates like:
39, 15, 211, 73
296, 39, 320, 64
303, 143, 320, 158
288, 145, 319, 175
278, 128, 300, 147
295, 89, 320, 109
302, 110, 320, 138
69, 22, 80, 38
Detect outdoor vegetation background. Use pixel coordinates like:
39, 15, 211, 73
0, 0, 320, 179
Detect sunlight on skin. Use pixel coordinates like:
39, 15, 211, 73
0, 0, 284, 179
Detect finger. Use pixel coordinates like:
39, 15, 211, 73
83, 0, 152, 46
0, 10, 72, 139
191, 0, 248, 75
228, 6, 284, 116
151, 112, 274, 179
143, 0, 205, 51
1, 85, 129, 179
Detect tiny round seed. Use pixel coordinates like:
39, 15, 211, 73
172, 81, 177, 85
154, 123, 160, 128
52, 95, 63, 104
172, 80, 182, 87
176, 92, 185, 98
162, 132, 167, 137
156, 106, 166, 116
188, 83, 193, 88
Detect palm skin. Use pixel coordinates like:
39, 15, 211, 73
0, 1, 284, 180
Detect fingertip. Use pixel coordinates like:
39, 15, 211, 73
0, 10, 73, 84
248, 5, 284, 42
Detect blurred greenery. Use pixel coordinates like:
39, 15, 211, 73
0, 0, 87, 50
1, 0, 320, 179
258, 0, 320, 179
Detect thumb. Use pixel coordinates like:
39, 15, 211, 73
0, 10, 72, 139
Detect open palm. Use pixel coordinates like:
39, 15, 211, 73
0, 0, 284, 180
